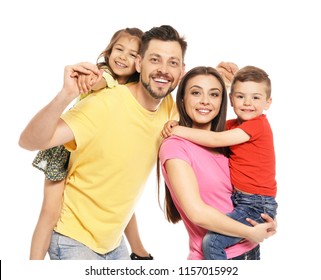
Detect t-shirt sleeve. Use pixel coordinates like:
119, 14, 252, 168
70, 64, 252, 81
159, 136, 192, 168
61, 94, 105, 151
238, 116, 265, 140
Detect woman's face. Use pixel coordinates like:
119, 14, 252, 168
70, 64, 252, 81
183, 74, 223, 130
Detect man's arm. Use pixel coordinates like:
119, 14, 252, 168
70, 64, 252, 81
216, 61, 239, 88
19, 63, 100, 150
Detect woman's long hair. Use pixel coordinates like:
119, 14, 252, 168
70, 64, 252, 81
157, 66, 229, 223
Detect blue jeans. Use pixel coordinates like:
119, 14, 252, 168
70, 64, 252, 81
202, 191, 277, 260
48, 231, 130, 260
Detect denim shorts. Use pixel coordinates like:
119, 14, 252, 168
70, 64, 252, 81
48, 231, 130, 260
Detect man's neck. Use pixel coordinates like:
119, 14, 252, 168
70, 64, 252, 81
128, 83, 162, 112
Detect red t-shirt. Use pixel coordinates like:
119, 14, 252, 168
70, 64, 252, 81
227, 115, 277, 197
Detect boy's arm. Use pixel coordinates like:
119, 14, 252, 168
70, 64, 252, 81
161, 120, 179, 138
172, 126, 250, 147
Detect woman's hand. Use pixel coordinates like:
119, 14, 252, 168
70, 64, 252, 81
246, 213, 277, 243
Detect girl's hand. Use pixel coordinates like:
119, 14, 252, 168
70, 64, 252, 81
69, 62, 101, 94
75, 71, 99, 94
161, 120, 179, 138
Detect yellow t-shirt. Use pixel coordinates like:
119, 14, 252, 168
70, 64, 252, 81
57, 84, 176, 254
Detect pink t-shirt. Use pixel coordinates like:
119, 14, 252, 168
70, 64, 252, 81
159, 136, 257, 260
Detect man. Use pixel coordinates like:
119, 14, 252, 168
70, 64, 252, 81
19, 25, 187, 260
19, 25, 240, 260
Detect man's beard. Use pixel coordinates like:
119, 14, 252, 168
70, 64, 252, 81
141, 77, 175, 100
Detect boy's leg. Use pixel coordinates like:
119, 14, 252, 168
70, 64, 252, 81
202, 208, 246, 260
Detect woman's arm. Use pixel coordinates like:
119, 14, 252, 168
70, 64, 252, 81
171, 126, 250, 148
165, 158, 276, 243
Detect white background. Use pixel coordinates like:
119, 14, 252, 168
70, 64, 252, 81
1, 0, 320, 279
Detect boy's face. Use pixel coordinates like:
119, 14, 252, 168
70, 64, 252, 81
135, 39, 185, 100
229, 81, 272, 122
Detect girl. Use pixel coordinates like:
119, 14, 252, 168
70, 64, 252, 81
30, 27, 152, 260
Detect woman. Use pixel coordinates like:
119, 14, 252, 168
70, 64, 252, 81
158, 66, 275, 260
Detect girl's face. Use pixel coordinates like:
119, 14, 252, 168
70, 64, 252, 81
183, 74, 223, 130
109, 35, 140, 84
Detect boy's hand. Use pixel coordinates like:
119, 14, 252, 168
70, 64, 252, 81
161, 120, 179, 138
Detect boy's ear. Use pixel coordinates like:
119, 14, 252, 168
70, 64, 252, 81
229, 93, 234, 107
264, 97, 272, 110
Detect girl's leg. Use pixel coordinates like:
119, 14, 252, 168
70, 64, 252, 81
29, 178, 64, 260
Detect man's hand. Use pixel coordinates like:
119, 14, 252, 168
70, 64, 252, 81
65, 62, 103, 94
216, 61, 239, 89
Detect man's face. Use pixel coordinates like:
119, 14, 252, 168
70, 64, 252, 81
136, 39, 185, 100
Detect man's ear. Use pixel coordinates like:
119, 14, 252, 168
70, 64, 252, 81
179, 63, 186, 81
135, 55, 142, 73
